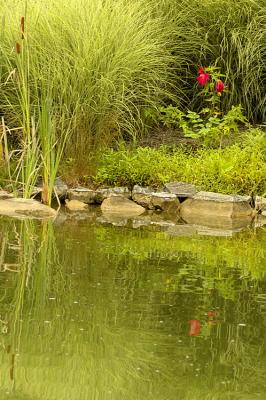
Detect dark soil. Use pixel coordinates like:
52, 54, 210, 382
138, 126, 198, 149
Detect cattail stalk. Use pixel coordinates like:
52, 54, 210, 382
21, 16, 25, 39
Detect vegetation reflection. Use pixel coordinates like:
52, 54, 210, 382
0, 218, 265, 399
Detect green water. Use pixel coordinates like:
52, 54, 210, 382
0, 214, 265, 400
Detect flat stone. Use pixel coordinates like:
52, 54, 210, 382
101, 195, 145, 217
193, 191, 251, 203
151, 192, 180, 212
132, 185, 154, 209
180, 191, 252, 223
0, 198, 56, 219
65, 199, 88, 211
194, 224, 250, 237
132, 218, 151, 229
167, 224, 197, 236
94, 187, 130, 204
96, 215, 128, 227
164, 182, 198, 198
255, 215, 266, 227
67, 188, 96, 204
255, 196, 266, 212
0, 190, 14, 200
132, 185, 180, 211
31, 177, 68, 200
53, 178, 68, 199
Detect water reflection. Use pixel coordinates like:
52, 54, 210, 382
0, 216, 265, 399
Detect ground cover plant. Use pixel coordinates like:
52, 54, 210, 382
95, 129, 266, 196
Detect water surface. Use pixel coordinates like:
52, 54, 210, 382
0, 214, 265, 400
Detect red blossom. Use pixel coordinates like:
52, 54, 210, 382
197, 72, 210, 87
215, 79, 225, 95
198, 65, 205, 75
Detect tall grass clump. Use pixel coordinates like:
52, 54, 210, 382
0, 0, 193, 169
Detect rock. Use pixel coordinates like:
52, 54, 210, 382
151, 192, 180, 212
132, 185, 154, 209
0, 190, 14, 200
96, 215, 129, 227
164, 182, 198, 198
254, 215, 266, 228
0, 198, 56, 219
132, 185, 180, 211
255, 196, 266, 213
194, 224, 250, 237
167, 224, 197, 236
53, 178, 68, 199
101, 195, 145, 217
132, 218, 151, 229
94, 187, 130, 204
65, 199, 88, 211
67, 188, 96, 204
180, 191, 252, 223
31, 177, 68, 200
262, 211, 266, 217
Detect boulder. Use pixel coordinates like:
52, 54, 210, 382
0, 190, 14, 200
132, 185, 154, 209
0, 198, 56, 219
67, 188, 96, 204
31, 177, 68, 200
180, 191, 253, 223
151, 192, 180, 212
53, 178, 68, 199
96, 215, 129, 227
255, 196, 266, 213
94, 187, 130, 204
101, 195, 145, 217
164, 182, 198, 198
132, 185, 180, 211
65, 200, 88, 211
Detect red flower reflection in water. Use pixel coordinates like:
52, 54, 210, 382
207, 310, 219, 324
188, 319, 201, 336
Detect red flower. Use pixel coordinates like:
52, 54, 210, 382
197, 72, 210, 87
198, 65, 205, 75
207, 310, 218, 318
188, 320, 201, 336
215, 79, 225, 95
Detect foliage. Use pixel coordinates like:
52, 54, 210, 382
0, 0, 265, 192
94, 131, 266, 195
157, 104, 246, 145
0, 0, 186, 156
158, 0, 266, 123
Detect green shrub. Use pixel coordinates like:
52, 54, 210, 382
94, 130, 266, 195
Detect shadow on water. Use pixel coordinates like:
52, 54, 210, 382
0, 216, 265, 399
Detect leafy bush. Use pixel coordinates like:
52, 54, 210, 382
94, 130, 266, 195
157, 105, 246, 146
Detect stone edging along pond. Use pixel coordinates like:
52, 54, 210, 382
0, 181, 266, 236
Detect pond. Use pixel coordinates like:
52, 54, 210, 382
0, 213, 265, 400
